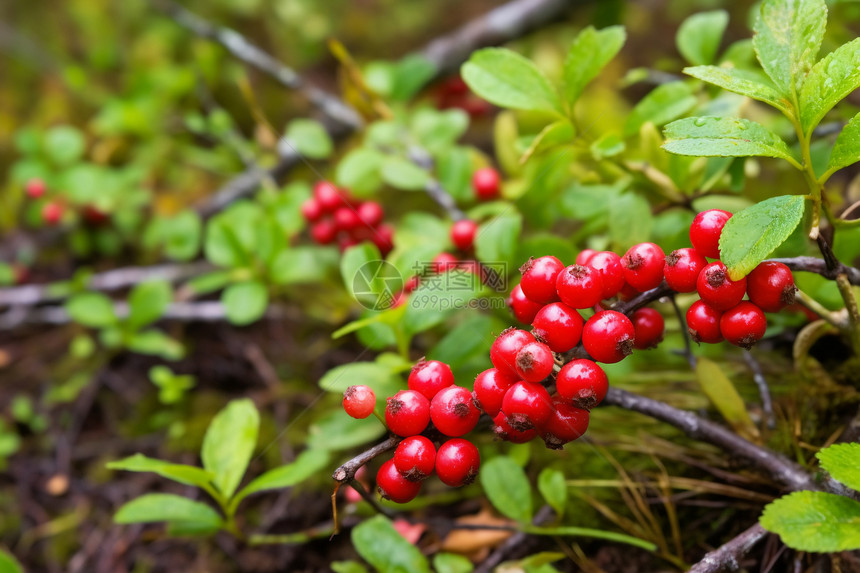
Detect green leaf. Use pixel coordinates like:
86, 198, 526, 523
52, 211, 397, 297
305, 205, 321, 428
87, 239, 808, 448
800, 39, 860, 133
695, 358, 760, 442
65, 292, 117, 328
391, 54, 436, 102
284, 119, 333, 159
107, 453, 215, 489
752, 0, 826, 96
380, 157, 430, 191
430, 314, 497, 368
677, 10, 729, 66
520, 120, 575, 163
222, 281, 268, 326
336, 148, 384, 196
0, 548, 23, 573
433, 553, 474, 573
318, 362, 401, 402
127, 330, 184, 360
537, 468, 567, 518
480, 457, 533, 523
816, 443, 860, 492
201, 399, 260, 500
624, 82, 697, 136
562, 26, 626, 105
462, 48, 563, 115
205, 217, 248, 268
590, 132, 626, 160
332, 562, 370, 573
662, 117, 798, 163
44, 125, 86, 166
114, 493, 222, 532
351, 515, 431, 573
307, 409, 387, 452
402, 270, 486, 335
127, 280, 171, 330
760, 491, 860, 552
523, 525, 658, 551
233, 449, 330, 504
164, 210, 202, 261
474, 214, 522, 269
437, 146, 474, 203
683, 66, 790, 114
411, 108, 469, 154
341, 242, 387, 301
827, 112, 860, 174
609, 192, 653, 249
719, 194, 806, 280
270, 246, 339, 285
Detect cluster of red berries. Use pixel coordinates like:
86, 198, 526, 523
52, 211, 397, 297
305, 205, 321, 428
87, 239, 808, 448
434, 75, 493, 118
343, 359, 482, 503
23, 178, 109, 227
301, 182, 394, 255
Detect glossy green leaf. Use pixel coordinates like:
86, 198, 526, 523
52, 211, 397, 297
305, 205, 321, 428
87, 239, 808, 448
341, 242, 388, 306
537, 468, 567, 518
462, 48, 562, 115
114, 493, 222, 533
205, 217, 248, 268
760, 491, 860, 552
437, 146, 473, 203
336, 148, 383, 196
433, 553, 474, 573
331, 562, 370, 573
827, 112, 860, 174
816, 443, 860, 492
270, 246, 339, 285
201, 399, 260, 500
719, 194, 806, 280
284, 119, 333, 159
475, 214, 522, 269
351, 515, 431, 573
318, 361, 401, 402
65, 292, 117, 328
752, 0, 826, 96
520, 120, 575, 163
480, 456, 533, 523
222, 280, 268, 326
562, 26, 626, 105
127, 280, 171, 330
523, 525, 658, 551
677, 10, 729, 66
391, 54, 436, 101
695, 358, 760, 442
307, 409, 387, 452
683, 66, 790, 114
429, 314, 497, 368
800, 38, 860, 132
662, 117, 797, 162
163, 210, 202, 261
233, 449, 330, 504
380, 157, 430, 191
0, 549, 23, 573
107, 453, 214, 489
624, 82, 697, 136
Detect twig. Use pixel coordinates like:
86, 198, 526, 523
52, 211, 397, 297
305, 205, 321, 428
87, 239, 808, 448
612, 282, 674, 315
332, 436, 400, 482
687, 523, 769, 573
768, 256, 860, 286
742, 351, 775, 430
408, 147, 466, 221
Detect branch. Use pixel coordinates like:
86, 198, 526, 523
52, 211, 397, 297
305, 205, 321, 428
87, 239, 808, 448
742, 350, 775, 430
687, 523, 769, 573
408, 147, 466, 221
332, 436, 400, 483
768, 256, 860, 286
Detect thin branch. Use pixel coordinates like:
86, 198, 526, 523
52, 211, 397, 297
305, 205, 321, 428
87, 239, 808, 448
332, 436, 400, 483
768, 256, 860, 286
742, 350, 775, 430
408, 146, 466, 221
687, 523, 769, 573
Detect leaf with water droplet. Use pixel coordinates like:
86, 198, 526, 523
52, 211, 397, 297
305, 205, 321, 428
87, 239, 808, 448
662, 116, 798, 163
800, 38, 860, 133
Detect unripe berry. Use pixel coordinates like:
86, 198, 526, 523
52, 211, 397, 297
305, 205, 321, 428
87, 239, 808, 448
314, 181, 346, 212
690, 209, 732, 259
540, 396, 590, 449
720, 301, 767, 349
664, 248, 707, 293
582, 310, 635, 363
531, 302, 583, 353
25, 178, 46, 199
408, 359, 455, 401
393, 436, 436, 481
631, 307, 664, 350
310, 219, 337, 244
430, 385, 481, 437
686, 300, 723, 344
343, 385, 376, 419
377, 459, 421, 503
356, 201, 384, 228
556, 359, 609, 409
514, 341, 554, 382
697, 261, 747, 311
746, 261, 796, 312
555, 264, 604, 309
385, 390, 431, 437
472, 167, 500, 201
586, 251, 625, 299
492, 412, 538, 443
519, 256, 564, 304
42, 202, 63, 226
501, 381, 553, 431
508, 284, 544, 324
490, 327, 535, 378
472, 368, 518, 417
451, 219, 478, 251
435, 439, 480, 487
621, 242, 665, 292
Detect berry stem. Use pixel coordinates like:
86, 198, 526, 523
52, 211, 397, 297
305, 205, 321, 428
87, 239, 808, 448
794, 289, 844, 330
332, 435, 400, 483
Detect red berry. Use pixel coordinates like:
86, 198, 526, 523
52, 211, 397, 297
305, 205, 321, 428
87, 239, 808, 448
690, 209, 732, 259
432, 252, 459, 274
586, 251, 625, 299
377, 458, 421, 503
472, 167, 500, 201
664, 248, 707, 293
697, 261, 747, 311
490, 327, 535, 378
519, 256, 564, 304
539, 396, 590, 449
343, 385, 376, 419
621, 243, 665, 292
451, 219, 478, 251
334, 207, 361, 231
25, 178, 45, 199
393, 436, 436, 481
501, 381, 553, 431
83, 205, 109, 225
631, 308, 664, 350
576, 249, 597, 266
42, 202, 63, 225
313, 181, 346, 212
472, 368, 518, 417
338, 235, 361, 252
310, 219, 337, 244
720, 301, 767, 349
747, 261, 796, 312
582, 310, 635, 363
556, 359, 609, 409
435, 439, 480, 487
373, 223, 395, 255
508, 284, 544, 324
686, 300, 724, 344
514, 341, 554, 382
430, 385, 480, 437
492, 412, 537, 443
618, 281, 639, 301
357, 201, 384, 228
531, 302, 583, 353
556, 264, 604, 309
408, 359, 454, 400
301, 198, 323, 222
385, 390, 431, 437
